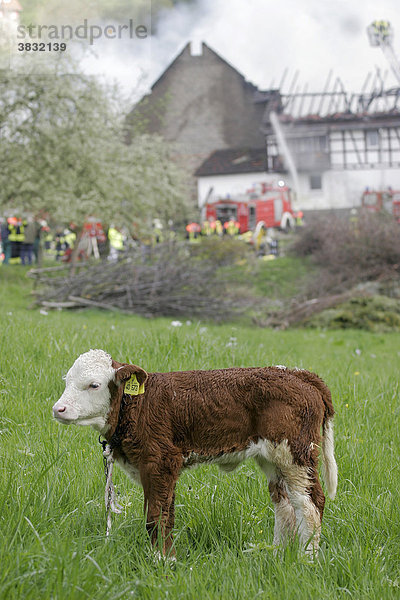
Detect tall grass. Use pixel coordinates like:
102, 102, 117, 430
1, 266, 399, 599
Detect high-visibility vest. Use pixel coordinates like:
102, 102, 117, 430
256, 228, 267, 250
225, 220, 238, 236
215, 220, 223, 235
8, 225, 17, 242
64, 232, 76, 249
8, 224, 25, 242
108, 227, 124, 250
202, 221, 212, 236
16, 224, 25, 242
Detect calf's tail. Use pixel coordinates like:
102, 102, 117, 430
321, 416, 337, 500
291, 369, 338, 499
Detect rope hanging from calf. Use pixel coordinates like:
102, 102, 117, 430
99, 436, 122, 536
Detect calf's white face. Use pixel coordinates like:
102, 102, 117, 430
52, 349, 115, 432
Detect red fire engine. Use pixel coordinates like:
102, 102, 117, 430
204, 182, 296, 232
361, 188, 400, 221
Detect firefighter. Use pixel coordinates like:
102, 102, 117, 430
108, 225, 124, 260
8, 217, 24, 263
95, 222, 107, 257
33, 220, 46, 264
214, 219, 223, 236
15, 219, 25, 258
1, 218, 11, 264
185, 222, 201, 242
208, 217, 217, 234
54, 227, 66, 261
21, 217, 40, 265
224, 219, 239, 236
269, 231, 279, 257
254, 221, 269, 256
201, 220, 212, 236
152, 218, 164, 244
61, 226, 77, 263
43, 226, 54, 256
7, 219, 17, 261
295, 211, 304, 228
64, 227, 77, 251
372, 20, 390, 41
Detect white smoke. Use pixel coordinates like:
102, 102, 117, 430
79, 0, 400, 100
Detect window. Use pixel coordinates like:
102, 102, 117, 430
248, 205, 256, 229
309, 174, 322, 190
366, 129, 379, 148
315, 135, 328, 152
290, 135, 328, 154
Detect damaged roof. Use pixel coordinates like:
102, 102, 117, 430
195, 148, 267, 176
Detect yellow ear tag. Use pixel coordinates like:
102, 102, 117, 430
124, 374, 145, 395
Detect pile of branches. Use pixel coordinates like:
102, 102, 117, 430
29, 243, 250, 321
258, 213, 400, 329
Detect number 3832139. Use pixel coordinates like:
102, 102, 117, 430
18, 42, 67, 52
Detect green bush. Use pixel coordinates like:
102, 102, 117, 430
189, 236, 252, 266
303, 295, 400, 332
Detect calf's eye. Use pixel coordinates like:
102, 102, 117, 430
89, 383, 100, 389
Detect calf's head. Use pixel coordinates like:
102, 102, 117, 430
52, 349, 148, 432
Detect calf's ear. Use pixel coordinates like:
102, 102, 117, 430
112, 360, 148, 385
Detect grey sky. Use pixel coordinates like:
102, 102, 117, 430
80, 0, 400, 102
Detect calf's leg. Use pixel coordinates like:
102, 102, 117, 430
268, 479, 297, 546
281, 465, 324, 555
255, 456, 296, 547
140, 458, 181, 556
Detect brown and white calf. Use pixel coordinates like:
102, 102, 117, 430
52, 349, 337, 556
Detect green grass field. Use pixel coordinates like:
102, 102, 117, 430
1, 266, 399, 599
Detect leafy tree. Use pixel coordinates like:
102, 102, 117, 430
0, 60, 190, 234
